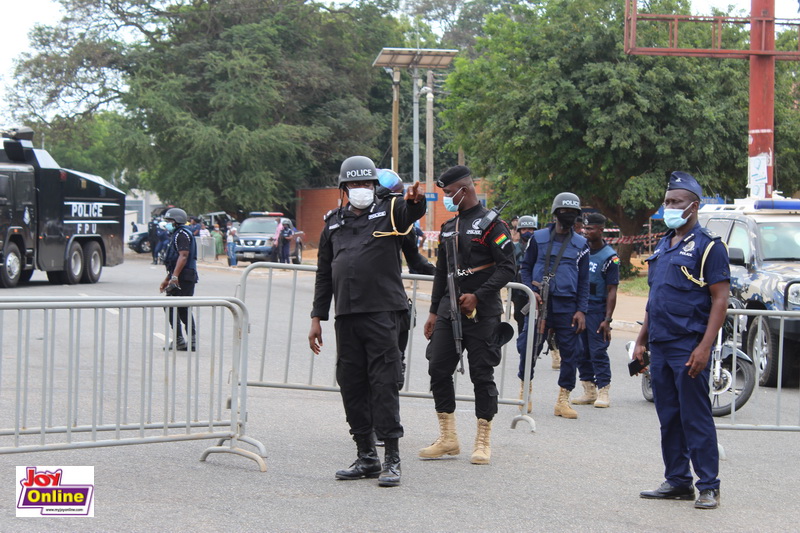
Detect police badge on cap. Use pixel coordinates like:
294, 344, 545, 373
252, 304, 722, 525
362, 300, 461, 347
436, 165, 471, 188
667, 171, 703, 200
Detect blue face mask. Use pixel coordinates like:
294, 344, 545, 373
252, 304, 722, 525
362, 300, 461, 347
663, 204, 694, 229
520, 231, 533, 242
442, 187, 465, 212
165, 222, 175, 232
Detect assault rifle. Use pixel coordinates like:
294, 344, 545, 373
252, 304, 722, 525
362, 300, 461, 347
444, 232, 476, 374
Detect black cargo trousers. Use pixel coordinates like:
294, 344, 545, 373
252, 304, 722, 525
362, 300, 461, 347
426, 314, 502, 421
334, 311, 404, 440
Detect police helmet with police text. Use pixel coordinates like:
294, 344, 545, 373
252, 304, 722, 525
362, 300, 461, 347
551, 192, 581, 214
338, 156, 378, 188
163, 207, 188, 225
518, 215, 537, 229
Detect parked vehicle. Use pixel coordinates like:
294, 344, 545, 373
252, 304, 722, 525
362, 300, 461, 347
0, 127, 124, 287
127, 230, 152, 253
234, 212, 304, 264
699, 199, 800, 386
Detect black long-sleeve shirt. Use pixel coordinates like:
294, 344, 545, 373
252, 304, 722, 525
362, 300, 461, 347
430, 204, 516, 318
312, 195, 426, 320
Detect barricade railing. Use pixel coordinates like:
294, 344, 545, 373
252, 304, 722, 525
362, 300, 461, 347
235, 262, 536, 431
0, 296, 266, 471
716, 307, 800, 432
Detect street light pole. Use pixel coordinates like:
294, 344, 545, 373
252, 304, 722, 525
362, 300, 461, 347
412, 67, 420, 183
424, 70, 435, 232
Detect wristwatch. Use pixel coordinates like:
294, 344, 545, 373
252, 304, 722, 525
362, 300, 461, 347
605, 317, 613, 323
170, 275, 178, 281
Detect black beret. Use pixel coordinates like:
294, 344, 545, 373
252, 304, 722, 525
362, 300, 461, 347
584, 212, 606, 225
668, 171, 703, 199
436, 165, 471, 188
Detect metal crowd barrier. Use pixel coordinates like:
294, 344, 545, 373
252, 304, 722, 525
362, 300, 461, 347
235, 262, 536, 432
716, 307, 800, 433
0, 296, 266, 471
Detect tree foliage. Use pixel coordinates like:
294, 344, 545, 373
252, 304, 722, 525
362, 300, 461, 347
10, 0, 408, 215
441, 0, 800, 264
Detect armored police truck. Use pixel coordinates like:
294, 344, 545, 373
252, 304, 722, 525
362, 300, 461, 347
0, 127, 124, 288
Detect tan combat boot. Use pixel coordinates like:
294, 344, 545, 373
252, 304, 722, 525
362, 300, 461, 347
419, 412, 460, 458
518, 381, 533, 414
551, 347, 561, 369
594, 385, 611, 408
571, 381, 598, 405
470, 418, 492, 465
554, 387, 578, 419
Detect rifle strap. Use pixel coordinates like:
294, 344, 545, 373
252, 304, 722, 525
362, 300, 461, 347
542, 228, 570, 282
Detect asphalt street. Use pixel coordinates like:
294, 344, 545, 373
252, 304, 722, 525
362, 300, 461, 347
1, 251, 799, 532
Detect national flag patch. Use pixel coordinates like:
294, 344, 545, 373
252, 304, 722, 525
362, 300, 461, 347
612, 256, 620, 264
494, 233, 508, 246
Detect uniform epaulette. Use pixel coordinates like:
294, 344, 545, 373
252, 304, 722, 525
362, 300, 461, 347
699, 226, 721, 241
323, 208, 339, 222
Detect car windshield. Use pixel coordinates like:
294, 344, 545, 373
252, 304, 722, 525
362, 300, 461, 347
758, 222, 800, 261
239, 218, 278, 234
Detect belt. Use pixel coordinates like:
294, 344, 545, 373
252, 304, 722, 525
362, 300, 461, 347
458, 262, 495, 277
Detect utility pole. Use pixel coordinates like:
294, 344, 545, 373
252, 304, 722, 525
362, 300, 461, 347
624, 0, 799, 198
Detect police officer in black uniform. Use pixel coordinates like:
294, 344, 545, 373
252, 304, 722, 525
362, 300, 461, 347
419, 165, 516, 466
308, 155, 425, 487
636, 172, 729, 510
158, 207, 199, 351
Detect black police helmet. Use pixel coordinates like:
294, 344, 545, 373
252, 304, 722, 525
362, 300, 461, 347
338, 156, 378, 188
518, 215, 537, 229
551, 192, 581, 214
163, 207, 188, 225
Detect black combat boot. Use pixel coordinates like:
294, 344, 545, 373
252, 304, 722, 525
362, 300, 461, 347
378, 438, 401, 487
335, 434, 381, 480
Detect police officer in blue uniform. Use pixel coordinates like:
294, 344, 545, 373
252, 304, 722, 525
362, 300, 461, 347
572, 212, 619, 408
517, 192, 589, 419
635, 172, 729, 510
309, 155, 425, 487
419, 165, 516, 465
159, 207, 199, 351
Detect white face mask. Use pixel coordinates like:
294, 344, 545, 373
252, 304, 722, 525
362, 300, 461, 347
347, 187, 374, 209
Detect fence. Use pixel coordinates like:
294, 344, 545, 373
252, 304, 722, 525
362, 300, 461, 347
0, 296, 266, 471
234, 262, 537, 432
716, 307, 800, 433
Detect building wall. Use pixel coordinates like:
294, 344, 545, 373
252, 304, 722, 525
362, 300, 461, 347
296, 179, 493, 247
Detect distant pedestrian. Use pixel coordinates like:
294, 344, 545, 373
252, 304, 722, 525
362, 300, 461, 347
212, 224, 224, 260
131, 221, 139, 233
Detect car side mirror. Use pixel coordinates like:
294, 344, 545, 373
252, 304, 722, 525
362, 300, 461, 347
728, 247, 746, 267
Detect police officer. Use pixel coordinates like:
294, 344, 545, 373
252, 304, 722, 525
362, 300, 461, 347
572, 212, 618, 408
308, 155, 425, 487
511, 215, 537, 331
158, 207, 198, 351
419, 165, 516, 465
517, 192, 589, 419
636, 172, 729, 510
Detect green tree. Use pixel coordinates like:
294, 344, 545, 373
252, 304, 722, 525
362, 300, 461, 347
439, 0, 788, 266
10, 0, 408, 215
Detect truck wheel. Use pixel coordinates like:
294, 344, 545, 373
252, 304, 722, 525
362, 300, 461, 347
81, 241, 103, 283
292, 243, 303, 265
0, 242, 22, 288
747, 316, 783, 387
64, 241, 84, 285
